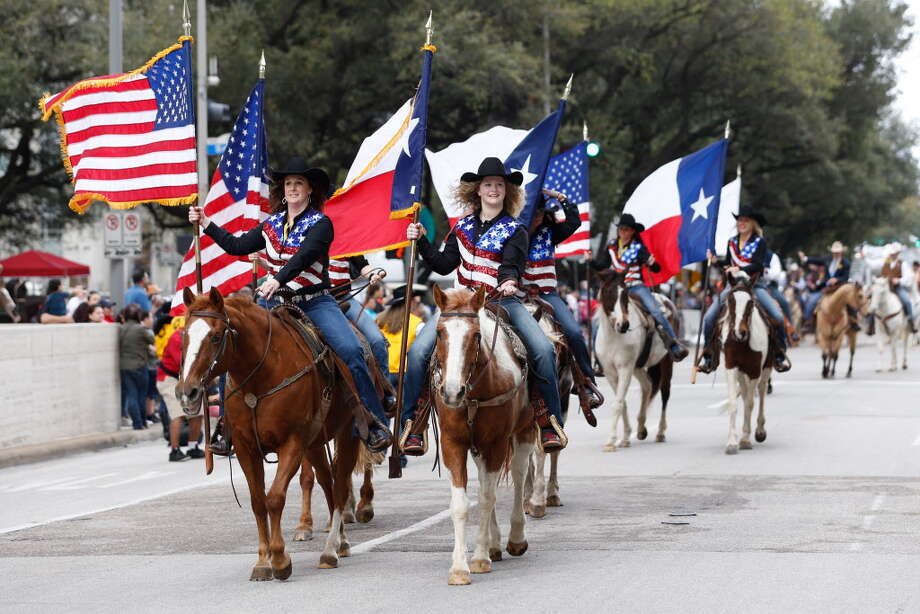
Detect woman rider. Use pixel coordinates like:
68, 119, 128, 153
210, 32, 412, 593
188, 157, 392, 453
590, 214, 689, 362
401, 157, 568, 453
696, 206, 791, 373
521, 191, 603, 424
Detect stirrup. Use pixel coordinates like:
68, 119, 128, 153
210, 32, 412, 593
364, 418, 392, 454
398, 419, 428, 456
774, 352, 791, 373
696, 352, 716, 374
540, 415, 568, 451
669, 342, 689, 362
208, 417, 232, 457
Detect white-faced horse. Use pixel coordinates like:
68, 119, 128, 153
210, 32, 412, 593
595, 271, 674, 451
868, 277, 909, 371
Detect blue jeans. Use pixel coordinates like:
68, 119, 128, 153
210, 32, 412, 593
767, 285, 793, 322
402, 296, 564, 426
803, 290, 822, 321
895, 286, 914, 320
345, 298, 390, 387
542, 292, 593, 379
627, 285, 679, 340
300, 294, 387, 426
703, 282, 787, 349
120, 367, 148, 429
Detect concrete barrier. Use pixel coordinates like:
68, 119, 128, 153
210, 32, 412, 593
0, 323, 122, 452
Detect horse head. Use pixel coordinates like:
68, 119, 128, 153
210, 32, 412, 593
176, 286, 236, 415
432, 285, 487, 408
726, 287, 755, 344
868, 277, 888, 314
598, 270, 630, 333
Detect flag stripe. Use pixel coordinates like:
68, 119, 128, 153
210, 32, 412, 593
67, 126, 195, 158
70, 137, 196, 170
75, 147, 196, 172
62, 98, 158, 123
75, 171, 197, 192
76, 161, 197, 181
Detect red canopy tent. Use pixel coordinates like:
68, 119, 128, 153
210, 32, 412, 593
0, 250, 90, 277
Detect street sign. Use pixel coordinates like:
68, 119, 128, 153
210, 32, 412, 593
123, 211, 141, 246
103, 211, 143, 258
104, 212, 121, 247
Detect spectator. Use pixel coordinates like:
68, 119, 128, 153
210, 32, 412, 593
87, 291, 101, 307
72, 302, 92, 323
100, 298, 117, 323
40, 279, 73, 324
124, 271, 152, 311
157, 317, 204, 461
0, 265, 19, 323
362, 282, 384, 319
66, 285, 87, 316
142, 309, 161, 426
377, 285, 426, 387
119, 304, 154, 429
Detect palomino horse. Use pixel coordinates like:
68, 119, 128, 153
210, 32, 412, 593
815, 283, 866, 379
783, 285, 803, 340
868, 277, 909, 371
595, 272, 674, 451
431, 285, 534, 586
522, 297, 572, 519
177, 288, 370, 581
716, 275, 773, 455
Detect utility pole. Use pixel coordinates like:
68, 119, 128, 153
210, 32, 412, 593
542, 6, 551, 115
108, 0, 127, 306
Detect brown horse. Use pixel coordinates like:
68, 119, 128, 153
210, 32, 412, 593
177, 288, 368, 581
815, 283, 866, 378
431, 285, 535, 585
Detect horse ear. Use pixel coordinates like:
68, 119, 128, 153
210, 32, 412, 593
433, 284, 447, 310
182, 286, 196, 307
597, 269, 613, 285
209, 286, 224, 310
471, 285, 487, 311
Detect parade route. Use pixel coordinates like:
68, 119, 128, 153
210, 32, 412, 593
3, 337, 920, 613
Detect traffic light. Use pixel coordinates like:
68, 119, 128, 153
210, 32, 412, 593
207, 99, 231, 124
586, 141, 601, 157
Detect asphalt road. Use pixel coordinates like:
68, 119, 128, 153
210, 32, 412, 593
2, 335, 919, 613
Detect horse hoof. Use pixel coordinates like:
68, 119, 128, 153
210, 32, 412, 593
489, 549, 503, 562
602, 443, 616, 453
506, 540, 529, 557
523, 502, 533, 516
294, 529, 313, 542
273, 559, 293, 581
637, 427, 648, 440
755, 430, 767, 443
448, 570, 471, 586
546, 495, 563, 507
250, 565, 273, 581
530, 505, 546, 519
337, 543, 351, 558
616, 440, 631, 448
656, 433, 666, 443
355, 507, 374, 524
725, 445, 739, 455
470, 559, 491, 574
317, 553, 338, 569
343, 511, 356, 524
739, 440, 753, 450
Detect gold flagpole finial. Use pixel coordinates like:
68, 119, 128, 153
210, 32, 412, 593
259, 49, 266, 79
562, 73, 573, 101
736, 164, 742, 178
583, 121, 589, 142
425, 11, 433, 46
724, 120, 732, 140
182, 0, 191, 37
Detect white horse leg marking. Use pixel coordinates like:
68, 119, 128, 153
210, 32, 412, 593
546, 450, 561, 506
602, 370, 619, 451
740, 377, 754, 449
470, 458, 497, 573
319, 508, 343, 568
528, 444, 547, 518
508, 440, 532, 549
182, 318, 211, 379
634, 368, 652, 441
448, 482, 471, 585
725, 369, 740, 454
614, 371, 632, 448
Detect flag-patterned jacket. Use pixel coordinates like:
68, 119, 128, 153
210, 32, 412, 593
522, 200, 581, 293
717, 234, 766, 276
328, 255, 371, 298
590, 239, 660, 287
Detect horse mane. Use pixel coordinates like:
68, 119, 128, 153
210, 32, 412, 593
440, 288, 477, 312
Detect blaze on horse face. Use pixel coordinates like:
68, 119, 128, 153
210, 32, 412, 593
176, 287, 229, 413
598, 271, 630, 333
432, 285, 486, 407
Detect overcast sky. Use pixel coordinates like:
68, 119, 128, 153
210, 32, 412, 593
892, 0, 920, 156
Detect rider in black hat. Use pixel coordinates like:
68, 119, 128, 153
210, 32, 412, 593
189, 156, 393, 454
591, 213, 689, 361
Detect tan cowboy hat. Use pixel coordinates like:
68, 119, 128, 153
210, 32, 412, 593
828, 241, 847, 253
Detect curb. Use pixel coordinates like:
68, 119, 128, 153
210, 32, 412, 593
0, 427, 165, 469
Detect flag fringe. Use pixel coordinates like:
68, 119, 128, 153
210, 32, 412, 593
68, 193, 197, 215
389, 202, 420, 220
331, 239, 410, 260
420, 44, 438, 53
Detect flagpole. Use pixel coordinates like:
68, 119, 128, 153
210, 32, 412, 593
389, 12, 432, 480
582, 122, 595, 368
251, 50, 266, 298
690, 120, 731, 384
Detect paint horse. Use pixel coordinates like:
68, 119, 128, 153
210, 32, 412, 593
594, 271, 674, 451
431, 285, 535, 586
177, 288, 374, 581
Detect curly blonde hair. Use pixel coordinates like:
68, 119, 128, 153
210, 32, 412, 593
451, 179, 524, 219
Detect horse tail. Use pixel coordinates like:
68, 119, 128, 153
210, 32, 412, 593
659, 357, 673, 409
647, 363, 662, 398
354, 442, 384, 475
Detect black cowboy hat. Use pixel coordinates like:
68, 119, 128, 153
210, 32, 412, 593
617, 213, 645, 233
270, 157, 331, 198
732, 205, 767, 227
388, 284, 427, 308
459, 157, 523, 186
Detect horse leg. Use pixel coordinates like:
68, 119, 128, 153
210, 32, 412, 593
725, 370, 740, 455
656, 360, 672, 443
634, 369, 652, 441
355, 463, 375, 523
507, 437, 533, 557
294, 457, 315, 541
319, 433, 359, 568
443, 438, 471, 585
522, 455, 534, 515
902, 330, 909, 370
739, 379, 754, 450
265, 440, 303, 580
342, 473, 357, 524
526, 442, 547, 518
821, 352, 829, 379
470, 455, 499, 574
755, 376, 768, 443
488, 503, 502, 562
601, 370, 619, 451
605, 371, 630, 450
234, 442, 272, 581
305, 446, 335, 533
890, 331, 898, 371
546, 450, 562, 507
846, 333, 856, 378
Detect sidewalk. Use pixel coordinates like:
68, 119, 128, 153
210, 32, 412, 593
0, 426, 163, 469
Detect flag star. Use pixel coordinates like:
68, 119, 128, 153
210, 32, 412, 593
511, 154, 539, 187
689, 188, 714, 222
400, 116, 421, 157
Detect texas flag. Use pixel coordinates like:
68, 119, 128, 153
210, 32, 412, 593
622, 139, 729, 285
325, 44, 434, 258
427, 100, 565, 228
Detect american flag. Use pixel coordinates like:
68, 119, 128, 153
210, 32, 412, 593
170, 79, 270, 314
40, 37, 197, 214
542, 142, 591, 258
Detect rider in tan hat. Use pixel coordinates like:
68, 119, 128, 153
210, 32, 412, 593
798, 240, 850, 327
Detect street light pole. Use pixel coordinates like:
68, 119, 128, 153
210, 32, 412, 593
108, 0, 127, 307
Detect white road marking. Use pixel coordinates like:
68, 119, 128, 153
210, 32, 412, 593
912, 433, 920, 446
40, 473, 118, 491
98, 471, 173, 489
870, 494, 886, 512
849, 494, 885, 552
672, 379, 920, 389
0, 476, 79, 493
351, 500, 479, 555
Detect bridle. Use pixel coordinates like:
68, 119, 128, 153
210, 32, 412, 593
180, 310, 240, 415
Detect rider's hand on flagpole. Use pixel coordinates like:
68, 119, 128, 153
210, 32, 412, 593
497, 279, 518, 297
188, 205, 211, 228
725, 266, 740, 274
541, 188, 566, 203
407, 223, 426, 241
361, 264, 386, 284
648, 253, 656, 266
798, 250, 807, 262
707, 249, 717, 265
248, 253, 270, 271
256, 278, 281, 299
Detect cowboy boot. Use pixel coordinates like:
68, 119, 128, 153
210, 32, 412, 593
400, 379, 433, 456
773, 348, 792, 373
656, 326, 689, 361
571, 363, 601, 427
363, 416, 393, 454
534, 399, 567, 452
209, 417, 232, 457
